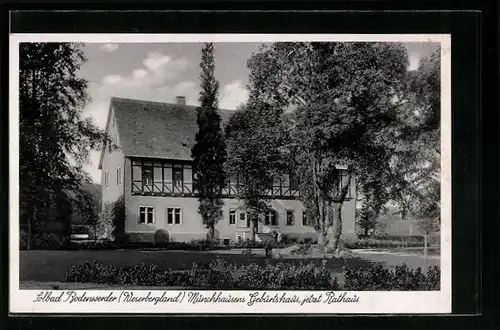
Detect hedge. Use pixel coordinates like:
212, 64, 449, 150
66, 259, 338, 290
346, 238, 425, 249
65, 259, 440, 290
344, 263, 440, 290
29, 238, 291, 251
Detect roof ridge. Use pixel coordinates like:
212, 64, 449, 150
111, 96, 197, 108
110, 96, 235, 112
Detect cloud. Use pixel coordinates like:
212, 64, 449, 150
82, 52, 195, 183
143, 52, 171, 71
132, 69, 148, 79
101, 74, 123, 85
99, 43, 119, 52
219, 80, 249, 110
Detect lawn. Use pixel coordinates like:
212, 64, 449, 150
19, 249, 372, 284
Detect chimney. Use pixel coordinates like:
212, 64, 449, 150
176, 96, 186, 105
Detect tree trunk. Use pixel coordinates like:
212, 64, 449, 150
327, 202, 343, 254
250, 217, 257, 242
317, 231, 327, 247
364, 226, 369, 238
207, 222, 215, 241
324, 169, 352, 255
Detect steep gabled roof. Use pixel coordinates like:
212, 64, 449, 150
109, 97, 234, 161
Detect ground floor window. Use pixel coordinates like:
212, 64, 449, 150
302, 211, 307, 226
264, 210, 278, 226
286, 210, 294, 226
139, 206, 154, 224
167, 207, 181, 225
229, 210, 236, 225
239, 212, 249, 228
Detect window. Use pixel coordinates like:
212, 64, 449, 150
286, 210, 294, 226
229, 210, 236, 225
338, 170, 351, 197
264, 210, 277, 226
116, 167, 122, 185
302, 211, 309, 226
290, 175, 299, 191
104, 171, 110, 188
139, 206, 154, 224
167, 207, 182, 225
173, 166, 183, 187
142, 167, 153, 185
239, 212, 248, 227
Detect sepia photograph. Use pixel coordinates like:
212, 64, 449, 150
10, 34, 451, 314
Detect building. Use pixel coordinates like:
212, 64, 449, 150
98, 97, 357, 243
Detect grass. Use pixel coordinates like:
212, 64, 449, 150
19, 249, 372, 283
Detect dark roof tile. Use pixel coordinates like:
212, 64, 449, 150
111, 97, 234, 160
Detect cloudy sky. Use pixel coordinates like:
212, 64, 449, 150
78, 41, 439, 183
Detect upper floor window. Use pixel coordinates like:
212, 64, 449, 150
338, 170, 352, 198
290, 175, 299, 191
117, 167, 122, 185
173, 165, 183, 187
104, 171, 110, 188
264, 210, 278, 226
142, 166, 153, 185
132, 159, 194, 194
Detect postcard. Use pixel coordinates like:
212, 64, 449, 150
9, 33, 451, 314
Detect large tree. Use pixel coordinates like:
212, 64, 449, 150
247, 42, 410, 253
224, 100, 289, 241
393, 50, 441, 249
19, 42, 109, 249
191, 43, 227, 240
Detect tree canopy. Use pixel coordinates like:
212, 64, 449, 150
19, 42, 109, 247
224, 100, 290, 241
244, 42, 440, 251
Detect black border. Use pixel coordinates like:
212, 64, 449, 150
3, 4, 497, 330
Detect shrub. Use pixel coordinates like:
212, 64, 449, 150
96, 196, 125, 242
231, 239, 288, 249
345, 238, 424, 249
96, 203, 116, 241
66, 261, 168, 286
344, 263, 440, 291
32, 232, 68, 249
65, 258, 339, 290
62, 238, 230, 251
